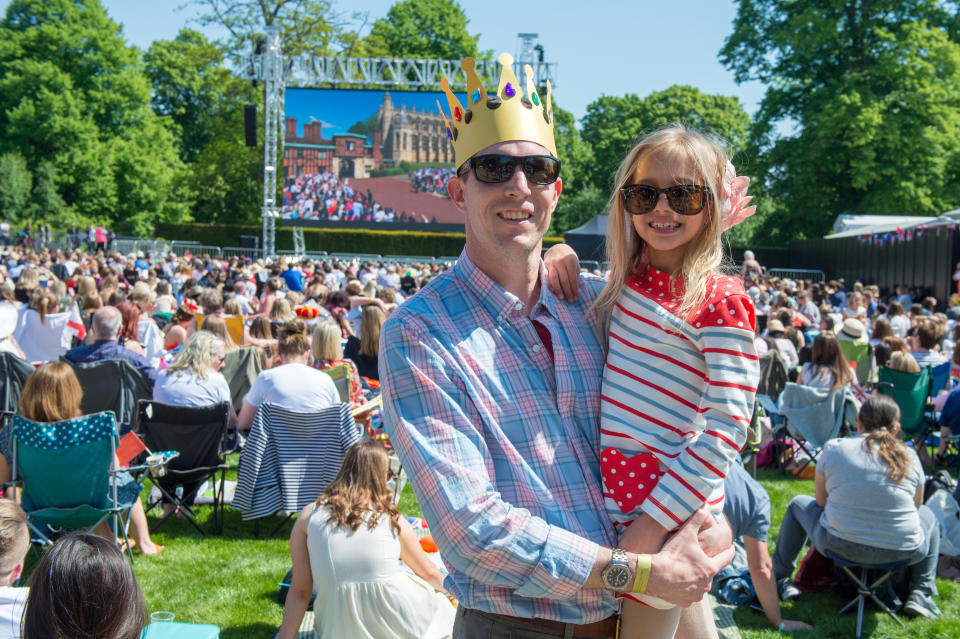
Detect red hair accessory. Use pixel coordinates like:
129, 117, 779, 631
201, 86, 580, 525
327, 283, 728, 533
180, 300, 198, 315
295, 306, 319, 319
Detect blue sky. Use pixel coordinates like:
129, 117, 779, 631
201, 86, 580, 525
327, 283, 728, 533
0, 0, 767, 122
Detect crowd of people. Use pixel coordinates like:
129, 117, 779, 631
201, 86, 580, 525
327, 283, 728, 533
2, 50, 960, 639
281, 170, 438, 224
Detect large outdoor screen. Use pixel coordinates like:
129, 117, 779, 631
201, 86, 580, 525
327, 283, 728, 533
282, 88, 466, 231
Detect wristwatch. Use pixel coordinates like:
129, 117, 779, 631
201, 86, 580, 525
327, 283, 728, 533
600, 548, 633, 591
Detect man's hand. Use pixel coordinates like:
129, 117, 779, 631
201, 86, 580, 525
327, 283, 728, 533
697, 512, 733, 558
646, 507, 735, 607
544, 243, 581, 303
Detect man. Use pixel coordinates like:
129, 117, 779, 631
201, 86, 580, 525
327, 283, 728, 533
0, 499, 30, 638
380, 54, 732, 639
64, 306, 158, 387
911, 319, 947, 368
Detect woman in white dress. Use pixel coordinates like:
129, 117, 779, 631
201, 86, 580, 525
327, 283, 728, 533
277, 442, 454, 639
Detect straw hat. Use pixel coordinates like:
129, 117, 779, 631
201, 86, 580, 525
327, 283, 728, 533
839, 318, 866, 341
767, 319, 785, 333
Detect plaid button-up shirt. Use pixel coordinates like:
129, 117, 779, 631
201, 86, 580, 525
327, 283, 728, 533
380, 251, 618, 623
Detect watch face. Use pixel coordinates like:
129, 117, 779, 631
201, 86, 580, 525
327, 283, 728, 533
605, 566, 630, 590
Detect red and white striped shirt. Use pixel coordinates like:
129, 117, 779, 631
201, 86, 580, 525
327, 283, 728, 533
600, 266, 759, 532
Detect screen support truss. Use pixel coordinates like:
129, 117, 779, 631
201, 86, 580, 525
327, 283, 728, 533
244, 43, 558, 257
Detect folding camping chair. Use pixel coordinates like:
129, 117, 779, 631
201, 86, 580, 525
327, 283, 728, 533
319, 363, 352, 404
839, 340, 875, 402
876, 365, 933, 442
763, 383, 858, 475
0, 352, 33, 429
66, 358, 152, 429
8, 411, 137, 561
221, 346, 263, 413
137, 400, 231, 536
233, 403, 359, 535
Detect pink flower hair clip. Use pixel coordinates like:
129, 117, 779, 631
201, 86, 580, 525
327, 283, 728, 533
720, 161, 757, 231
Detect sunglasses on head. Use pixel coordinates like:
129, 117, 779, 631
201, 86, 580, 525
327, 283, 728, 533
619, 184, 711, 215
458, 154, 561, 185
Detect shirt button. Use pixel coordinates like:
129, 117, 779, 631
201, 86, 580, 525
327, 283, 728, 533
532, 343, 542, 352
514, 302, 523, 312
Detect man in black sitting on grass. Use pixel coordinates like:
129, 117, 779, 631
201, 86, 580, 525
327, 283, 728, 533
64, 305, 158, 387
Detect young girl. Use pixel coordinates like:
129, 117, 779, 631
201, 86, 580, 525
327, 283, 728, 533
798, 334, 855, 391
547, 124, 759, 637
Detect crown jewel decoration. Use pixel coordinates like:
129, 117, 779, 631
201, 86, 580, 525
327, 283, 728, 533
438, 53, 556, 168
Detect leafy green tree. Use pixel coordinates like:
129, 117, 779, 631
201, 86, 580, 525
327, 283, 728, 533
721, 1, 960, 241
550, 104, 601, 235
0, 0, 189, 234
188, 0, 348, 61
0, 152, 32, 221
580, 85, 751, 193
145, 29, 262, 224
30, 160, 65, 221
361, 0, 482, 60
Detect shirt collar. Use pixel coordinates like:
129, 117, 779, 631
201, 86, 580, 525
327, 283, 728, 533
453, 249, 557, 322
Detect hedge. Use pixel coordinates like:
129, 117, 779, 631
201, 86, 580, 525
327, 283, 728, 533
153, 222, 562, 257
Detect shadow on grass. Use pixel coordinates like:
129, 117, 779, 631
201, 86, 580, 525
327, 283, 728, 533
220, 622, 279, 639
144, 504, 297, 542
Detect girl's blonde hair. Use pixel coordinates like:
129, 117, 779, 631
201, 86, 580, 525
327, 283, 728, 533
359, 305, 385, 357
311, 321, 343, 361
29, 288, 59, 325
166, 331, 225, 380
594, 123, 729, 333
200, 315, 237, 350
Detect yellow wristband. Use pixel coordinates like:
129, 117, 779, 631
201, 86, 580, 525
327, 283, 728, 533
632, 554, 651, 594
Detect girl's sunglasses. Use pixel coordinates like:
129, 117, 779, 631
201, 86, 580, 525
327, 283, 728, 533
620, 184, 711, 215
458, 154, 561, 185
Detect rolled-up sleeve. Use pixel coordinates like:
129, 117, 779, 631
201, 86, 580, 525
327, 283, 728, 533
380, 316, 598, 600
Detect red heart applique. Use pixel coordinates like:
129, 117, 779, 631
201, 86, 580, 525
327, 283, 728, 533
601, 447, 660, 515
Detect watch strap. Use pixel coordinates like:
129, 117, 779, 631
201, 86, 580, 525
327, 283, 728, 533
632, 553, 651, 594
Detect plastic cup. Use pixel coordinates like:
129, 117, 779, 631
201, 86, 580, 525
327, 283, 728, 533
150, 611, 175, 624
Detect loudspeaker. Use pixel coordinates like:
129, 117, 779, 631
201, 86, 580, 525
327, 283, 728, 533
244, 104, 257, 147
238, 235, 259, 249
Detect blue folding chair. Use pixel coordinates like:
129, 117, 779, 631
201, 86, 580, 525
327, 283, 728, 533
10, 411, 138, 561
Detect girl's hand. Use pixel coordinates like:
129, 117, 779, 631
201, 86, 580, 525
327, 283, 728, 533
618, 513, 669, 554
696, 512, 733, 558
543, 243, 581, 302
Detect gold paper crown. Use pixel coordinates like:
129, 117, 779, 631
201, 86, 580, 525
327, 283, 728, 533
438, 53, 556, 169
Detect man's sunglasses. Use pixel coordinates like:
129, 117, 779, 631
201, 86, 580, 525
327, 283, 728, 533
458, 154, 561, 185
619, 184, 711, 215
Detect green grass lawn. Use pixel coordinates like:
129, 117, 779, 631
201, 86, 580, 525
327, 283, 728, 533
27, 462, 958, 638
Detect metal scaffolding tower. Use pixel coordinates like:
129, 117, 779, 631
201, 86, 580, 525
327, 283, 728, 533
259, 26, 284, 258
243, 37, 557, 257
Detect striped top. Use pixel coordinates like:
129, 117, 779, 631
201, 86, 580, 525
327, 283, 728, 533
379, 251, 618, 623
233, 402, 360, 521
601, 266, 759, 532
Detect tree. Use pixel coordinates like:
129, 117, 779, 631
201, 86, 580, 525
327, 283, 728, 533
145, 29, 262, 224
0, 0, 189, 234
30, 160, 65, 222
580, 85, 751, 194
549, 104, 601, 235
360, 0, 482, 60
721, 1, 960, 241
188, 0, 348, 61
0, 152, 32, 221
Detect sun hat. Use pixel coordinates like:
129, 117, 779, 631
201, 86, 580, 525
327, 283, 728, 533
839, 318, 866, 341
767, 319, 785, 333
